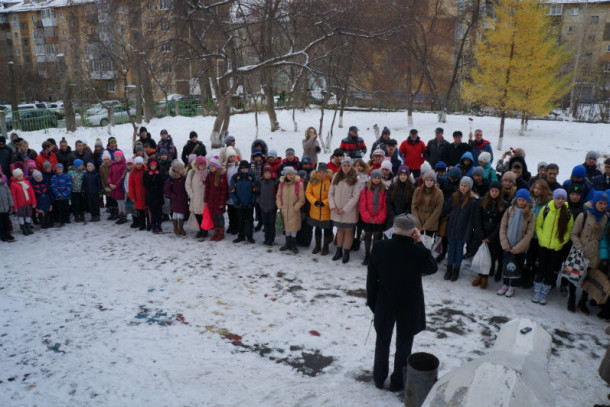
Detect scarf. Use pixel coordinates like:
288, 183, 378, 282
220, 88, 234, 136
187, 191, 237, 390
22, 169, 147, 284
198, 168, 208, 184
507, 207, 524, 248
17, 180, 30, 201
372, 184, 381, 213
588, 206, 605, 222
148, 169, 159, 176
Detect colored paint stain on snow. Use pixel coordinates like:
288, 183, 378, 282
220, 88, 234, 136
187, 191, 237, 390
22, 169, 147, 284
132, 305, 188, 326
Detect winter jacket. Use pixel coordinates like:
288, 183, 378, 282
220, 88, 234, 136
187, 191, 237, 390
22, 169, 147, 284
204, 172, 229, 215
129, 166, 147, 210
35, 151, 58, 171
482, 161, 498, 182
230, 170, 258, 208
531, 197, 550, 239
442, 179, 460, 201
359, 185, 388, 225
84, 170, 102, 196
327, 160, 341, 174
278, 158, 300, 176
571, 210, 607, 269
412, 185, 444, 231
592, 174, 610, 191
164, 167, 188, 214
0, 145, 12, 176
107, 160, 127, 200
276, 175, 305, 233
10, 178, 36, 211
499, 203, 536, 254
0, 180, 13, 213
67, 168, 85, 193
469, 138, 494, 164
457, 151, 475, 178
98, 164, 111, 196
441, 142, 470, 168
388, 151, 406, 175
328, 174, 361, 224
158, 158, 172, 181
583, 162, 602, 180
181, 140, 207, 165
185, 167, 207, 214
386, 178, 414, 222
50, 173, 72, 200
399, 137, 426, 171
250, 160, 265, 182
563, 178, 594, 205
157, 136, 178, 160
143, 170, 164, 208
251, 139, 269, 158
302, 137, 320, 164
474, 199, 508, 247
72, 150, 94, 167
370, 136, 389, 159
31, 178, 53, 212
472, 179, 490, 199
340, 134, 367, 159
258, 176, 277, 213
535, 202, 574, 251
426, 138, 450, 167
444, 193, 478, 242
137, 134, 157, 150
266, 157, 282, 176
306, 170, 332, 222
367, 234, 437, 336
12, 148, 37, 163
56, 147, 74, 169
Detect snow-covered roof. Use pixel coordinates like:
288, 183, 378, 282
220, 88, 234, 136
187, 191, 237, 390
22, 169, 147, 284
545, 0, 610, 4
0, 0, 96, 13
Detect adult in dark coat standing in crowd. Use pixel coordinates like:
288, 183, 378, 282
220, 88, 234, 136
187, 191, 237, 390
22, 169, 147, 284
425, 127, 449, 168
181, 131, 207, 165
366, 213, 437, 392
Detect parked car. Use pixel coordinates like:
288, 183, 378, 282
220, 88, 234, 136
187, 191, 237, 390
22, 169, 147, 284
86, 100, 122, 116
86, 104, 135, 126
18, 103, 47, 110
5, 109, 58, 131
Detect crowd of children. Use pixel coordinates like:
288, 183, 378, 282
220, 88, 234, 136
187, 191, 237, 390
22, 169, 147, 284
1, 126, 609, 319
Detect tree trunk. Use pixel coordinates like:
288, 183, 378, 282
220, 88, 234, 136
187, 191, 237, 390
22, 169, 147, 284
60, 57, 76, 132
263, 71, 279, 131
211, 95, 230, 148
406, 60, 414, 128
135, 58, 142, 124
141, 62, 155, 123
199, 74, 210, 116
498, 111, 506, 151
338, 92, 347, 129
8, 63, 18, 130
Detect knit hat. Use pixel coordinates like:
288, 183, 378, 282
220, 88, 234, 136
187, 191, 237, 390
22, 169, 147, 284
148, 159, 157, 167
209, 156, 222, 169
341, 156, 353, 165
283, 166, 297, 175
422, 169, 436, 180
460, 176, 473, 189
538, 162, 547, 170
435, 127, 444, 133
572, 165, 586, 179
102, 151, 111, 161
12, 168, 23, 178
160, 129, 168, 135
252, 151, 263, 158
370, 169, 382, 178
393, 213, 418, 233
592, 191, 607, 206
224, 135, 235, 145
135, 144, 144, 152
349, 126, 359, 132
301, 155, 312, 164
385, 138, 397, 146
381, 160, 393, 172
133, 157, 143, 165
317, 162, 328, 171
502, 171, 517, 183
397, 165, 410, 176
238, 160, 250, 170
114, 150, 125, 159
268, 149, 277, 159
171, 159, 185, 171
586, 151, 599, 161
43, 160, 52, 169
226, 146, 237, 157
263, 165, 273, 173
478, 151, 491, 164
32, 170, 42, 179
435, 161, 447, 170
473, 166, 485, 178
139, 126, 147, 134
373, 149, 385, 157
553, 188, 567, 200
286, 147, 296, 155
449, 167, 461, 179
566, 183, 582, 195
515, 188, 530, 203
409, 129, 418, 135
126, 157, 134, 165
189, 131, 198, 139
298, 170, 307, 179
489, 181, 502, 191
94, 138, 103, 147
511, 161, 522, 169
108, 137, 117, 144
195, 156, 207, 167
159, 148, 168, 155
55, 163, 64, 170
0, 136, 5, 144
420, 162, 432, 175
73, 159, 84, 168
381, 126, 390, 135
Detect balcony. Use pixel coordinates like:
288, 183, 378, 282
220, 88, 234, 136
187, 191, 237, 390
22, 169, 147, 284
41, 16, 57, 27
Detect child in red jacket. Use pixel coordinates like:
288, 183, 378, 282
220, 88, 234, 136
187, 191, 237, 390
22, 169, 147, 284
358, 169, 388, 265
10, 168, 37, 235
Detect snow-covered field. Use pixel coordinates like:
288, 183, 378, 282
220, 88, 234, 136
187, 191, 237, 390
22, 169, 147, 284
2, 109, 610, 407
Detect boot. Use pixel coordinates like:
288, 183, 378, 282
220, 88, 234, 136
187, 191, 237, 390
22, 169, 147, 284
217, 228, 225, 241
178, 219, 186, 235
450, 266, 460, 282
209, 228, 218, 241
172, 219, 179, 235
139, 214, 146, 231
131, 214, 140, 228
444, 265, 453, 280
108, 207, 119, 220
25, 222, 34, 234
332, 247, 343, 261
321, 234, 332, 255
532, 282, 542, 303
280, 236, 291, 251
472, 275, 482, 287
480, 276, 488, 289
312, 233, 322, 254
539, 284, 551, 305
116, 214, 127, 225
578, 294, 590, 315
146, 215, 151, 231
196, 229, 206, 240
494, 263, 503, 282
342, 249, 350, 264
567, 293, 576, 313
20, 224, 29, 236
91, 215, 100, 222
362, 254, 370, 266
351, 238, 361, 252
290, 237, 298, 254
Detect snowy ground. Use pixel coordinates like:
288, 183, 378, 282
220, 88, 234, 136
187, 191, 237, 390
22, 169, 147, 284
2, 109, 610, 407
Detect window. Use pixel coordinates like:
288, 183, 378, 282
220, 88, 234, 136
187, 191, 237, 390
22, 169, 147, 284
146, 0, 152, 11
147, 22, 153, 31
568, 26, 575, 34
15, 48, 20, 56
607, 44, 610, 52
61, 28, 66, 37
23, 38, 28, 46
21, 22, 26, 30
120, 24, 125, 34
162, 62, 171, 73
161, 41, 170, 53
107, 82, 116, 93
161, 20, 169, 32
14, 32, 18, 39
592, 16, 600, 23
570, 8, 578, 16
30, 14, 34, 21
119, 5, 124, 13
60, 11, 64, 18
12, 15, 17, 22
547, 4, 562, 16
34, 45, 44, 55
160, 0, 172, 10
604, 63, 610, 72
83, 26, 87, 34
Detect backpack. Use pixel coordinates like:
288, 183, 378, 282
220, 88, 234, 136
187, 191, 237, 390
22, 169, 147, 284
279, 180, 303, 206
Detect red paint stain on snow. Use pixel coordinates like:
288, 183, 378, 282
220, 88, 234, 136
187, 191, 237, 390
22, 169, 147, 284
223, 333, 243, 346
309, 330, 321, 337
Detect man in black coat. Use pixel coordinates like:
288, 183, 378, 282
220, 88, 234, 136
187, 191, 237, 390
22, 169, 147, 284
440, 131, 470, 168
425, 127, 449, 167
593, 158, 610, 191
366, 213, 437, 392
181, 131, 207, 165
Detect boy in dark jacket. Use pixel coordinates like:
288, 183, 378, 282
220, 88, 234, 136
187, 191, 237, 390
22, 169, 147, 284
31, 170, 54, 228
68, 159, 86, 222
230, 160, 258, 244
50, 163, 72, 226
250, 151, 266, 231
143, 159, 165, 234
259, 165, 277, 246
84, 162, 102, 221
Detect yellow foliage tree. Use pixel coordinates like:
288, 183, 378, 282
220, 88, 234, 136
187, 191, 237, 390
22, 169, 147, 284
462, 0, 571, 150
